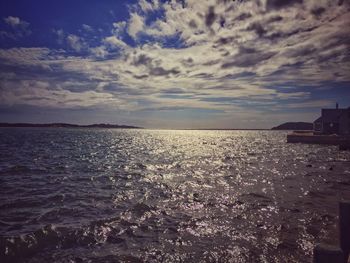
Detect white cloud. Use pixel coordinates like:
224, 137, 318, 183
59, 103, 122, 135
103, 36, 128, 49
1, 16, 31, 39
0, 0, 349, 128
0, 79, 122, 109
66, 34, 84, 52
53, 28, 65, 44
127, 12, 145, 39
89, 46, 109, 58
0, 47, 51, 66
82, 24, 93, 32
4, 16, 22, 27
138, 0, 159, 13
283, 100, 334, 109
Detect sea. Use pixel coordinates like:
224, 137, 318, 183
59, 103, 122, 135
0, 128, 350, 263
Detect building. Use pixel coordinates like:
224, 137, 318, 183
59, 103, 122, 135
313, 104, 350, 135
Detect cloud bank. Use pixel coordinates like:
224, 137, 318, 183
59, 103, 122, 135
0, 0, 349, 128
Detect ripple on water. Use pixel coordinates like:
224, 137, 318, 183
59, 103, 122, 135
0, 129, 350, 262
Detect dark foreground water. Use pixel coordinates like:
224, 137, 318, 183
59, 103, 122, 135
0, 128, 350, 263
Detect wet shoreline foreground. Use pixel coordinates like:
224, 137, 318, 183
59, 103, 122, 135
313, 200, 350, 263
1, 129, 350, 262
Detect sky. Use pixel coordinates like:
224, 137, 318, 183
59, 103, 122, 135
0, 0, 349, 129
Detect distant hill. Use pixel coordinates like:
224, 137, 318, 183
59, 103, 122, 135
271, 122, 313, 130
0, 123, 142, 129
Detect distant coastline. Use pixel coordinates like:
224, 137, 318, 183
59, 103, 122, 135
271, 122, 313, 130
0, 122, 314, 130
0, 123, 142, 129
0, 125, 271, 130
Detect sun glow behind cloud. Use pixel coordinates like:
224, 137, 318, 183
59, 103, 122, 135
0, 0, 349, 128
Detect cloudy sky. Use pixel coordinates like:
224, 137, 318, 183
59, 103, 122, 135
0, 0, 349, 129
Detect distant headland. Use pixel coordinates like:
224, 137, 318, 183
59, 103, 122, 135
0, 123, 142, 129
271, 122, 313, 130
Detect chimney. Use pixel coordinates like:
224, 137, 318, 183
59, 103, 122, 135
336, 102, 339, 109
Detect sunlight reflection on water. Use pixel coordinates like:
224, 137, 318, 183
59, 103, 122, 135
0, 128, 350, 262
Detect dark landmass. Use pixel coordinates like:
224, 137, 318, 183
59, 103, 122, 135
181, 128, 271, 131
0, 123, 142, 129
271, 122, 313, 130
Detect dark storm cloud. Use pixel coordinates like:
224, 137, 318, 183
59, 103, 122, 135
246, 22, 266, 37
103, 83, 150, 95
216, 0, 237, 4
133, 74, 149, 79
132, 54, 153, 66
51, 64, 116, 83
223, 71, 256, 79
214, 36, 235, 46
235, 12, 252, 21
266, 15, 283, 23
265, 30, 297, 41
205, 6, 216, 27
221, 47, 276, 68
243, 15, 284, 41
0, 63, 49, 79
0, 62, 93, 87
199, 96, 240, 102
337, 0, 350, 6
149, 66, 180, 76
181, 57, 194, 66
141, 106, 188, 111
162, 88, 187, 94
202, 59, 221, 66
265, 25, 319, 41
322, 31, 350, 50
311, 7, 326, 17
265, 0, 303, 10
316, 48, 346, 63
238, 46, 258, 54
205, 85, 244, 91
189, 19, 197, 29
284, 44, 316, 58
192, 72, 213, 78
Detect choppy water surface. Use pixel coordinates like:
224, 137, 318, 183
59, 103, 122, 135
1, 128, 350, 263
